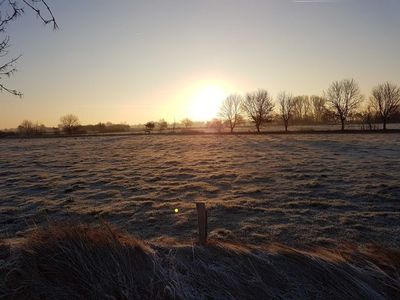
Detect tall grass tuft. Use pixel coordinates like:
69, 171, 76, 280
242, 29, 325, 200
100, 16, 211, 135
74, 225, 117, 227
1, 223, 169, 299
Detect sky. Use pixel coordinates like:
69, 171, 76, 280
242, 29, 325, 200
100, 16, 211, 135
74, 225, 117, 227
0, 0, 400, 128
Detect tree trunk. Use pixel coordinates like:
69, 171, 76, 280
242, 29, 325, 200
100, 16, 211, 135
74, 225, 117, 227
230, 126, 233, 133
256, 124, 260, 133
383, 118, 387, 130
341, 119, 345, 131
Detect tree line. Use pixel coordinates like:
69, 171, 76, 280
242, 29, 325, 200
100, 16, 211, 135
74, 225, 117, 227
142, 79, 400, 134
218, 79, 400, 133
14, 114, 130, 136
5, 79, 400, 137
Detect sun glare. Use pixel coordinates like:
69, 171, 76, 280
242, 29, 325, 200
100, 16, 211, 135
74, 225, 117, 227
186, 85, 228, 121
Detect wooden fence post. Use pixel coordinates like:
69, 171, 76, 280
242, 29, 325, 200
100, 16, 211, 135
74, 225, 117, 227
196, 202, 207, 244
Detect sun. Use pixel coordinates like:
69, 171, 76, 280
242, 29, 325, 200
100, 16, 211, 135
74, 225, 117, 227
186, 85, 228, 121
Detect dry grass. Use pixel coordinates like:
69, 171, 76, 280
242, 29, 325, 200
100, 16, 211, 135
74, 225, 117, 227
1, 223, 399, 299
0, 223, 167, 300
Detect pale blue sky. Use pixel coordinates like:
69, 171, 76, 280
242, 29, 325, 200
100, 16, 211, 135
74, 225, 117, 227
1, 0, 399, 128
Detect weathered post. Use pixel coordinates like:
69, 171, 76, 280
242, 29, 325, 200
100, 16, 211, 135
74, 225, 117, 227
196, 202, 207, 244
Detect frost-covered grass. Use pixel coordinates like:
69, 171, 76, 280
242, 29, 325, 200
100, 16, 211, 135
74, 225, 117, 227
0, 134, 399, 247
1, 223, 399, 299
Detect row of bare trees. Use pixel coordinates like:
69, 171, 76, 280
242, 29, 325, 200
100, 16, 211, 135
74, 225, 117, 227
14, 80, 400, 136
18, 114, 80, 135
17, 114, 133, 136
17, 120, 46, 135
219, 90, 275, 133
219, 79, 400, 132
144, 118, 195, 133
285, 95, 332, 124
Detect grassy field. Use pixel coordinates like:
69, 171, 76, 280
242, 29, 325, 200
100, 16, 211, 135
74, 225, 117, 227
1, 134, 399, 247
1, 134, 400, 299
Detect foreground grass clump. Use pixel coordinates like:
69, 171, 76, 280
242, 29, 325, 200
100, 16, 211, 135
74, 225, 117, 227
1, 223, 399, 299
0, 223, 168, 299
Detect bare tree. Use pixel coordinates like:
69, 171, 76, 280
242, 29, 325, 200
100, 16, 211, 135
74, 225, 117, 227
325, 79, 363, 130
158, 119, 168, 132
278, 92, 294, 132
34, 121, 45, 134
207, 118, 224, 133
242, 89, 274, 133
18, 119, 33, 135
144, 121, 155, 134
291, 96, 312, 123
60, 114, 80, 134
0, 0, 57, 96
370, 82, 400, 130
181, 118, 193, 129
310, 95, 327, 123
219, 94, 242, 133
292, 96, 303, 122
359, 105, 377, 131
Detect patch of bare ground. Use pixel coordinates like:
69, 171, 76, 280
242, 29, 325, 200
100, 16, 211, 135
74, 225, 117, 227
0, 223, 399, 300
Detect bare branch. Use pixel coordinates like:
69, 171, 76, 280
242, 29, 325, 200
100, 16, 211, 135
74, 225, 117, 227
22, 0, 58, 30
0, 0, 57, 97
0, 81, 22, 96
0, 0, 24, 32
